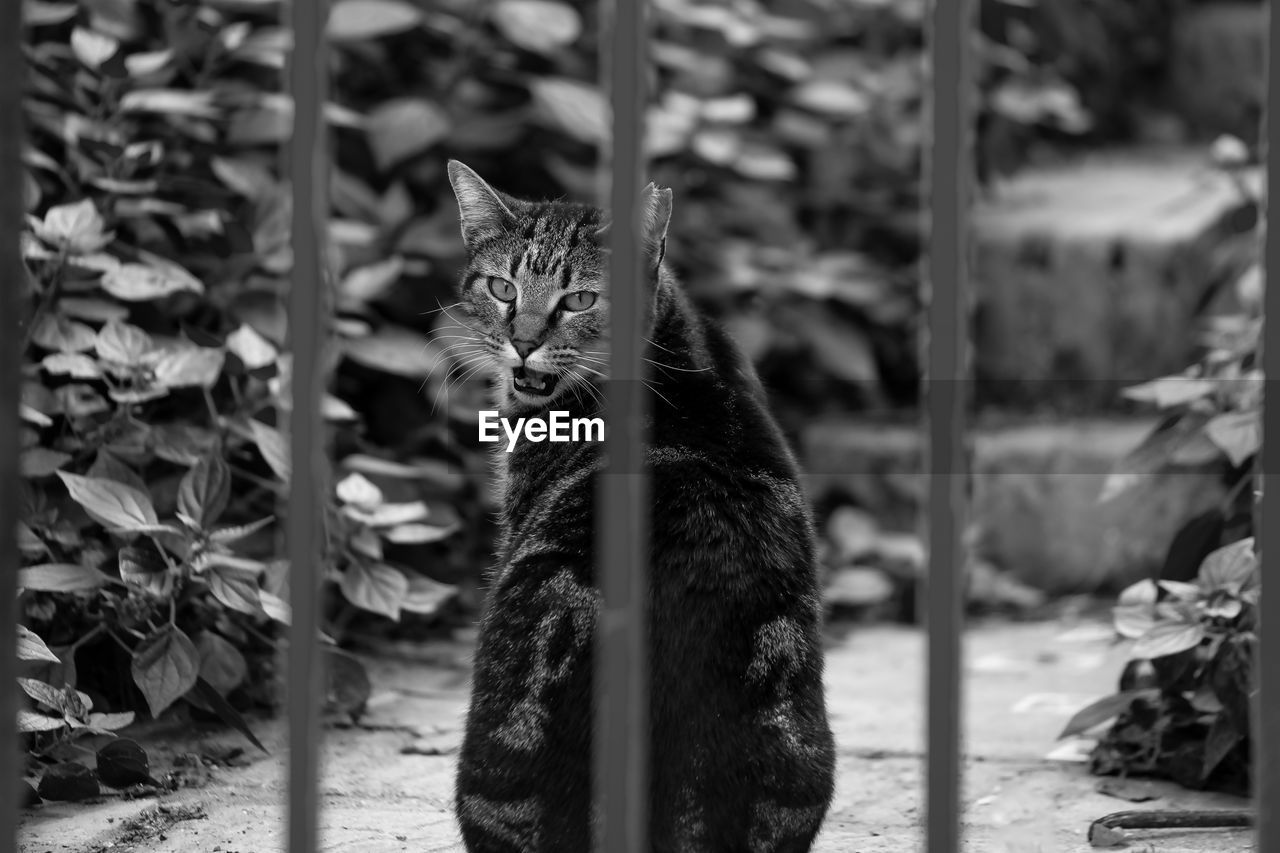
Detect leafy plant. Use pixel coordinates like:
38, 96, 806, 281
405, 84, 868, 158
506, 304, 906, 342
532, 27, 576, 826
1060, 539, 1258, 795
1061, 135, 1264, 796
16, 0, 467, 777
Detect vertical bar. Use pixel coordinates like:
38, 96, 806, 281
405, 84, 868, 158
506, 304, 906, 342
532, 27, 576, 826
1257, 0, 1278, 844
596, 0, 648, 849
1, 0, 24, 847
924, 0, 972, 850
286, 0, 328, 850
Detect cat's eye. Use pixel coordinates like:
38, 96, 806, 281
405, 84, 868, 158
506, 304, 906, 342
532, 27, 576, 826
561, 291, 597, 312
488, 277, 517, 302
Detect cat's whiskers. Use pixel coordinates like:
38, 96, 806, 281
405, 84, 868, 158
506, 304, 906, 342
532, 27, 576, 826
429, 353, 495, 413
422, 300, 466, 317
644, 357, 711, 374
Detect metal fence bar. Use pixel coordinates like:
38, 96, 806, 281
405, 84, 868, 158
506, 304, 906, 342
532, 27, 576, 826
285, 0, 329, 850
597, 0, 649, 848
924, 0, 973, 850
1258, 1, 1278, 846
1, 0, 25, 848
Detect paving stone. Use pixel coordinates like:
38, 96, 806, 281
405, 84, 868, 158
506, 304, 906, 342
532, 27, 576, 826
801, 416, 1229, 592
19, 624, 1251, 853
972, 148, 1258, 410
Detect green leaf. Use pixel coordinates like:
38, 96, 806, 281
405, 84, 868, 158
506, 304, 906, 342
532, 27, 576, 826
17, 710, 66, 733
260, 590, 292, 624
58, 297, 129, 323
365, 98, 451, 172
31, 315, 98, 353
42, 352, 102, 379
131, 627, 199, 718
100, 262, 204, 301
249, 420, 291, 482
339, 256, 405, 308
187, 678, 268, 753
19, 447, 71, 478
94, 320, 154, 367
1123, 377, 1218, 408
342, 324, 439, 377
96, 739, 155, 789
1100, 413, 1211, 502
207, 566, 266, 617
226, 323, 278, 370
791, 79, 870, 118
1058, 689, 1156, 739
384, 522, 460, 544
57, 471, 159, 532
88, 449, 148, 493
24, 2, 79, 26
1202, 712, 1243, 780
1199, 537, 1257, 591
195, 631, 248, 696
1132, 620, 1206, 660
120, 88, 218, 118
37, 763, 99, 802
208, 516, 274, 545
17, 625, 60, 663
71, 27, 121, 70
336, 472, 382, 510
327, 0, 423, 41
153, 346, 225, 389
119, 540, 173, 598
400, 574, 457, 615
1205, 410, 1261, 467
17, 563, 111, 592
19, 677, 84, 718
530, 78, 608, 145
339, 561, 408, 621
32, 199, 111, 253
85, 712, 135, 732
491, 0, 582, 53
178, 455, 231, 528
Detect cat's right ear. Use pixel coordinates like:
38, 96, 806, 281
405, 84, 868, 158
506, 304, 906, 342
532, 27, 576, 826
447, 160, 516, 248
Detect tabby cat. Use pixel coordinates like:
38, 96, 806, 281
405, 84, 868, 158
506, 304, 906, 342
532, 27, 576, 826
447, 160, 836, 853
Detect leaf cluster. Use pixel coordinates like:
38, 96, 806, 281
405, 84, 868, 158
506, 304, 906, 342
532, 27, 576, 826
1071, 154, 1264, 794
17, 0, 468, 760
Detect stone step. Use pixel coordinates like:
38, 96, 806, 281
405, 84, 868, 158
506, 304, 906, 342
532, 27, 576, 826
972, 147, 1258, 411
799, 416, 1229, 594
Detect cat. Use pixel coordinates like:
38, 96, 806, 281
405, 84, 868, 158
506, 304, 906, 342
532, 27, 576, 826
446, 160, 836, 853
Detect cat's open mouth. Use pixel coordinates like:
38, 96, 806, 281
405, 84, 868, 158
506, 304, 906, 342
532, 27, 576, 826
511, 366, 559, 399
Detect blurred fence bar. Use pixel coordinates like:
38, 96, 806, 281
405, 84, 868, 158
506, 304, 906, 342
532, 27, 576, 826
286, 0, 329, 851
924, 0, 973, 850
1260, 3, 1278, 846
597, 0, 650, 850
2, 0, 25, 848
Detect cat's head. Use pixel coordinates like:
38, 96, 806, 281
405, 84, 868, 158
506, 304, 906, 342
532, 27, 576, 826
445, 160, 671, 412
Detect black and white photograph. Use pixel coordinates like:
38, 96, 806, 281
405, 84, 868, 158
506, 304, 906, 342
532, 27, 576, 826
3, 0, 1275, 851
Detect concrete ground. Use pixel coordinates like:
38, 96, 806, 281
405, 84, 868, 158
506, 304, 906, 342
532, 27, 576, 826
19, 618, 1254, 852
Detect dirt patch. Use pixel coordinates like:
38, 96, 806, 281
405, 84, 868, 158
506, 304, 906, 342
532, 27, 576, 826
90, 803, 207, 853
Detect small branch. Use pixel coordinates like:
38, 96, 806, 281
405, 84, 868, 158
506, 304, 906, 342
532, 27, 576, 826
1088, 809, 1254, 847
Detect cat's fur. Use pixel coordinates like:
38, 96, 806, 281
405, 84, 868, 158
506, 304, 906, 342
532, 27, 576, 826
447, 160, 836, 853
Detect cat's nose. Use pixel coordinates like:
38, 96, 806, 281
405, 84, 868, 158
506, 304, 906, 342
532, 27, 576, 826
511, 339, 538, 360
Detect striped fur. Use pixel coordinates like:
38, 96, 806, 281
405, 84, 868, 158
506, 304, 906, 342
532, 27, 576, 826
447, 161, 836, 853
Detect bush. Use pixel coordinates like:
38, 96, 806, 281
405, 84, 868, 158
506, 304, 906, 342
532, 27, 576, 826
16, 0, 466, 774
15, 0, 1117, 768
1060, 140, 1263, 795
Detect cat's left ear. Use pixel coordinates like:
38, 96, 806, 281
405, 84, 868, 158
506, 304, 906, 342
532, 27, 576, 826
596, 182, 673, 275
447, 160, 519, 249
641, 182, 673, 273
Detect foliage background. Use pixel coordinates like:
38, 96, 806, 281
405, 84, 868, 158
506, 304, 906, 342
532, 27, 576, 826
15, 0, 1225, 755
